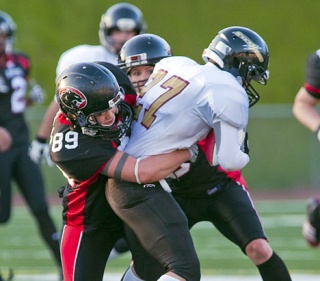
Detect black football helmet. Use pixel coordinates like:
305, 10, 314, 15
0, 11, 16, 53
118, 33, 172, 90
56, 62, 133, 140
99, 3, 147, 53
202, 26, 270, 107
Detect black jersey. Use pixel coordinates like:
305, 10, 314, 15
169, 147, 231, 199
50, 113, 119, 234
305, 51, 320, 99
0, 52, 30, 146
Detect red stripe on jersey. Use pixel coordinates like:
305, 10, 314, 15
198, 130, 249, 190
305, 83, 320, 96
60, 225, 82, 281
65, 170, 102, 231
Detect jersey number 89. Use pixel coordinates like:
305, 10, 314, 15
51, 131, 78, 152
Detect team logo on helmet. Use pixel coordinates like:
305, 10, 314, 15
59, 87, 87, 109
232, 31, 264, 62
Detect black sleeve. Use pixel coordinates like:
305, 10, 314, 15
50, 123, 117, 181
305, 51, 320, 98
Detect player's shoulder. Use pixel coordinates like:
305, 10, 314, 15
156, 56, 199, 69
59, 44, 99, 57
8, 51, 30, 70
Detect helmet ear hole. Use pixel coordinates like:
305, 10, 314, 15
232, 57, 240, 69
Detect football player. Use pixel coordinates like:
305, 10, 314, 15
115, 31, 292, 281
50, 62, 198, 281
293, 50, 320, 247
29, 2, 147, 165
0, 10, 61, 279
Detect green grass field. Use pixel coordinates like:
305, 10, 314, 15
1, 199, 320, 279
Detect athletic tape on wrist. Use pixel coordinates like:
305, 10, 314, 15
134, 158, 142, 184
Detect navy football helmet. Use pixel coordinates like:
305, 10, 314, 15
99, 3, 147, 53
118, 33, 172, 91
202, 26, 270, 107
0, 11, 16, 52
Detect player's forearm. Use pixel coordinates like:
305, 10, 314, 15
138, 149, 190, 182
102, 150, 190, 183
214, 121, 249, 171
36, 101, 59, 140
292, 88, 320, 132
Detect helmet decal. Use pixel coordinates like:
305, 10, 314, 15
232, 31, 264, 62
59, 87, 87, 110
125, 53, 148, 67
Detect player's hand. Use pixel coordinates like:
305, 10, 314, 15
28, 139, 53, 166
188, 144, 199, 163
0, 127, 12, 152
29, 82, 46, 104
302, 220, 319, 247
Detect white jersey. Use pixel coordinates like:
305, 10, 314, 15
123, 56, 249, 169
56, 44, 118, 79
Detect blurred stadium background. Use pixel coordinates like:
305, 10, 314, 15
1, 0, 320, 279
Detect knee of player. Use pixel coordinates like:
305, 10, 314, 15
245, 238, 273, 265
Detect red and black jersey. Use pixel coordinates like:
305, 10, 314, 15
50, 113, 119, 234
0, 51, 31, 146
305, 51, 320, 99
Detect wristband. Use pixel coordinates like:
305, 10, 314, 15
36, 136, 47, 143
134, 158, 142, 184
316, 125, 320, 142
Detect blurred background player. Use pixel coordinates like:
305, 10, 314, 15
0, 10, 62, 279
292, 50, 320, 247
28, 2, 147, 165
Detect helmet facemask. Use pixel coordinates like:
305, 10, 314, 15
81, 91, 133, 140
237, 61, 270, 107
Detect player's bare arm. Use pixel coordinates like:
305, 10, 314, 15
102, 149, 192, 183
292, 87, 320, 132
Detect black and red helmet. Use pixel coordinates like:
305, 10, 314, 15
56, 62, 132, 140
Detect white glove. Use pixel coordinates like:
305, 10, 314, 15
302, 220, 319, 247
29, 82, 46, 104
187, 144, 199, 163
28, 139, 53, 166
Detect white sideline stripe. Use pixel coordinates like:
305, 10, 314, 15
12, 273, 320, 281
